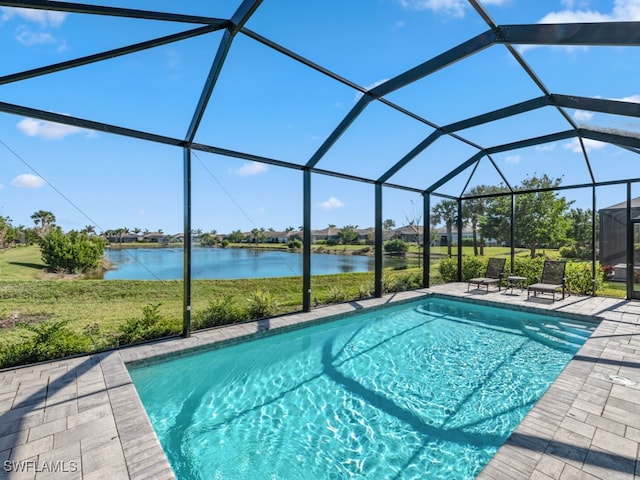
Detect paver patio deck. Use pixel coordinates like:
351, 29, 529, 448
0, 284, 638, 479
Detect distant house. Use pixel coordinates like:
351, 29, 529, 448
392, 225, 424, 243
311, 227, 342, 243
263, 231, 290, 243
105, 233, 139, 244
143, 232, 170, 244
431, 226, 498, 247
357, 227, 375, 243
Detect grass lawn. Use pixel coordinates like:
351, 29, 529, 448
0, 245, 419, 339
0, 244, 626, 357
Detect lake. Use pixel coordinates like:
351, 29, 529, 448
103, 247, 415, 280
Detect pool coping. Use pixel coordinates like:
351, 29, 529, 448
0, 285, 638, 479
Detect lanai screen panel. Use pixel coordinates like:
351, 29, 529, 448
1, 0, 639, 240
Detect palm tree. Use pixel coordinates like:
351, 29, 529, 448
31, 210, 56, 238
431, 200, 458, 257
463, 185, 490, 256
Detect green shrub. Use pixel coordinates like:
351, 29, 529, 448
439, 256, 489, 282
384, 239, 408, 254
512, 256, 546, 284
439, 258, 458, 283
193, 295, 249, 329
327, 286, 349, 303
0, 320, 91, 368
40, 228, 106, 273
118, 303, 180, 344
287, 239, 302, 249
389, 270, 422, 291
461, 256, 486, 281
357, 282, 373, 298
559, 245, 591, 260
247, 290, 279, 318
566, 262, 601, 295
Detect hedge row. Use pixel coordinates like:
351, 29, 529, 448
439, 256, 603, 295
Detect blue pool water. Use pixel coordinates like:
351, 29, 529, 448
129, 297, 596, 479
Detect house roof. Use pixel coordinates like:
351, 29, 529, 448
600, 197, 640, 211
393, 225, 424, 235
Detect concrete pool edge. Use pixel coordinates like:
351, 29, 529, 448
1, 286, 638, 479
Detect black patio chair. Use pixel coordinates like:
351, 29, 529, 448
467, 257, 506, 292
527, 260, 569, 302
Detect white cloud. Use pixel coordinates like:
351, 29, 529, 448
17, 117, 93, 140
505, 154, 521, 165
16, 28, 56, 46
564, 138, 607, 153
614, 94, 640, 103
539, 0, 640, 24
397, 0, 467, 17
574, 110, 594, 122
397, 0, 509, 17
234, 161, 267, 176
535, 143, 557, 152
12, 174, 45, 188
319, 196, 344, 210
0, 7, 68, 27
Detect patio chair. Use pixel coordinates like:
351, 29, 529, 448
467, 257, 506, 292
527, 260, 569, 302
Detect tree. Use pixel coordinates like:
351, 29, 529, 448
565, 207, 593, 259
383, 219, 395, 230
31, 210, 56, 238
482, 175, 572, 258
81, 225, 96, 236
0, 216, 15, 248
338, 225, 359, 245
480, 195, 511, 248
227, 229, 244, 243
40, 227, 106, 273
463, 185, 499, 256
431, 200, 458, 257
404, 199, 424, 263
515, 175, 572, 257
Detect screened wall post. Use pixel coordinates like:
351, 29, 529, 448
423, 192, 430, 288
592, 186, 597, 296
510, 194, 515, 274
374, 183, 383, 298
182, 147, 192, 338
457, 198, 462, 282
627, 182, 633, 300
303, 169, 312, 311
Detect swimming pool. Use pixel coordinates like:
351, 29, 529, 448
128, 296, 597, 479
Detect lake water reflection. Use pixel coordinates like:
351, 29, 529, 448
103, 247, 413, 280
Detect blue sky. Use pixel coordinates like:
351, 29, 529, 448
1, 0, 639, 234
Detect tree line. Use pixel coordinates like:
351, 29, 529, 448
431, 174, 594, 259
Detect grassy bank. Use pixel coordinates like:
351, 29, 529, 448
1, 245, 427, 367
